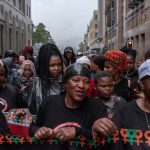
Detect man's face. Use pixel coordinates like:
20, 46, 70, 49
65, 51, 73, 59
127, 55, 135, 72
95, 76, 114, 101
66, 75, 90, 102
13, 57, 19, 64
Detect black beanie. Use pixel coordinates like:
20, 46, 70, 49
64, 63, 90, 83
93, 56, 105, 71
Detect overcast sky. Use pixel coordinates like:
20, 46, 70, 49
31, 0, 97, 48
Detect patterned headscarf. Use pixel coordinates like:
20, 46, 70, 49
21, 60, 35, 76
104, 50, 127, 72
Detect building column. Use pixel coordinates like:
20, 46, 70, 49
117, 0, 124, 49
145, 21, 150, 56
104, 0, 108, 48
134, 35, 140, 60
12, 16, 16, 51
4, 12, 9, 53
0, 25, 1, 54
1, 25, 5, 55
139, 33, 145, 60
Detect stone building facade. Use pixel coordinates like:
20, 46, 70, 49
97, 0, 105, 49
0, 0, 32, 55
102, 0, 150, 60
83, 10, 99, 51
104, 0, 123, 50
124, 0, 150, 61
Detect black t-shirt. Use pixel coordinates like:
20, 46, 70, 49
0, 112, 9, 150
0, 84, 27, 112
0, 85, 17, 111
113, 77, 129, 102
0, 111, 9, 134
29, 95, 107, 150
123, 69, 139, 101
109, 100, 150, 150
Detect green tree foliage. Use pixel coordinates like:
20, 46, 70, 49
32, 23, 55, 45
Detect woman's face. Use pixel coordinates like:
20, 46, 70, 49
104, 61, 117, 77
23, 64, 33, 79
0, 65, 6, 88
66, 75, 90, 103
49, 56, 62, 79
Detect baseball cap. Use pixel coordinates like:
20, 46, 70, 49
138, 59, 150, 81
64, 47, 74, 53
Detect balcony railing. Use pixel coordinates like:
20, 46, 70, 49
128, 0, 144, 9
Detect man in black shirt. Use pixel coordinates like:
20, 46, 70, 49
121, 47, 139, 101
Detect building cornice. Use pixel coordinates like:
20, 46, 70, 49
2, 0, 24, 16
125, 4, 148, 20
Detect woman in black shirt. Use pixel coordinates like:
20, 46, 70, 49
109, 59, 150, 150
29, 64, 115, 150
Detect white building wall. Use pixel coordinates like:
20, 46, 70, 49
0, 0, 32, 55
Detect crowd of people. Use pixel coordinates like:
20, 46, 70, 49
0, 43, 150, 150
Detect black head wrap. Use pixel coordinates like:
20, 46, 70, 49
64, 63, 90, 83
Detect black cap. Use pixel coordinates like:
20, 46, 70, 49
64, 63, 90, 83
64, 47, 74, 53
93, 55, 105, 71
120, 46, 137, 58
4, 50, 15, 58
